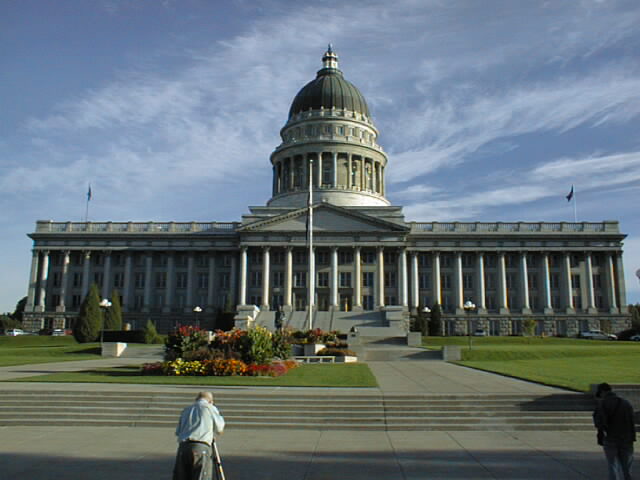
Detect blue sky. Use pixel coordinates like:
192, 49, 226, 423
1, 0, 640, 313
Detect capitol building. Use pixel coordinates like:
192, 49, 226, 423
23, 48, 631, 336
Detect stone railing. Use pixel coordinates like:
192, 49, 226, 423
35, 221, 240, 234
410, 221, 619, 233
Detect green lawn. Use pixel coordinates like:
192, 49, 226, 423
10, 363, 378, 388
423, 336, 640, 391
0, 336, 101, 366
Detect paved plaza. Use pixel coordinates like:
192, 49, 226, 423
0, 353, 630, 479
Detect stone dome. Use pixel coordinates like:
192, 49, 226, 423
288, 46, 370, 119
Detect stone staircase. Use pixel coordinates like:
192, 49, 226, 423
0, 390, 596, 431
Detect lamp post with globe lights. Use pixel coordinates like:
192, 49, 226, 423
193, 306, 202, 329
421, 306, 431, 336
463, 300, 476, 350
99, 298, 112, 348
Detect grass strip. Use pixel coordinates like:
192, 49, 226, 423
8, 363, 379, 388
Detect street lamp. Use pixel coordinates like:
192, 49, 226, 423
193, 306, 202, 329
463, 300, 476, 350
99, 298, 112, 348
421, 306, 431, 335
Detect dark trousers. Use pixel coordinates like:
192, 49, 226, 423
603, 443, 634, 480
173, 441, 213, 480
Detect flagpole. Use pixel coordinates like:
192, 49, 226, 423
308, 159, 314, 331
573, 185, 578, 222
84, 183, 91, 223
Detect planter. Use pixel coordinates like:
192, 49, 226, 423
335, 356, 358, 363
303, 343, 326, 356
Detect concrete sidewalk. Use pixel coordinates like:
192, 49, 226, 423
0, 426, 610, 479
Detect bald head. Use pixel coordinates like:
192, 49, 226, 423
196, 391, 213, 404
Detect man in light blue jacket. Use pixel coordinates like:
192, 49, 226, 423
173, 391, 225, 480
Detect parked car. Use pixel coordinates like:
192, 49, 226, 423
5, 328, 25, 336
579, 329, 617, 341
629, 334, 640, 342
52, 329, 68, 336
473, 328, 488, 337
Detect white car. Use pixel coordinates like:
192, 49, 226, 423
579, 329, 617, 341
5, 328, 25, 336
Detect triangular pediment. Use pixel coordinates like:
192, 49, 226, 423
239, 203, 409, 233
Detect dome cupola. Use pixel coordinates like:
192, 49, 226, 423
268, 47, 389, 208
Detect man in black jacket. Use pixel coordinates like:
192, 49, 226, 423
593, 383, 636, 480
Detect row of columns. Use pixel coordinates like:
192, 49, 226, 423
273, 152, 385, 196
25, 248, 626, 315
238, 248, 624, 313
26, 250, 237, 313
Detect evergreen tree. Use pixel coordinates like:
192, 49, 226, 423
104, 290, 123, 330
10, 296, 27, 322
630, 304, 640, 330
143, 319, 161, 344
429, 304, 442, 336
74, 284, 102, 343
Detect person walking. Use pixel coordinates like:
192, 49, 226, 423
173, 391, 225, 480
593, 382, 636, 480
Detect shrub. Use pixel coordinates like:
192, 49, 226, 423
523, 318, 536, 336
165, 325, 208, 360
143, 319, 163, 344
246, 326, 273, 364
429, 304, 442, 336
74, 284, 102, 343
317, 347, 357, 357
272, 329, 292, 359
141, 362, 164, 375
104, 290, 123, 330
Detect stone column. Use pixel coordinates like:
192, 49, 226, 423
332, 152, 338, 187
143, 253, 152, 312
432, 252, 441, 306
164, 253, 175, 313
230, 254, 238, 307
585, 253, 597, 313
476, 252, 487, 314
520, 252, 531, 314
36, 250, 50, 312
102, 251, 112, 300
123, 253, 132, 312
454, 252, 464, 314
58, 250, 70, 312
81, 251, 91, 297
317, 153, 323, 187
372, 161, 377, 193
186, 253, 195, 310
285, 247, 293, 308
261, 247, 270, 310
615, 253, 628, 313
563, 253, 575, 313
239, 247, 248, 306
26, 250, 40, 311
542, 253, 553, 314
399, 248, 408, 307
348, 154, 353, 187
353, 247, 362, 309
330, 247, 338, 308
207, 253, 216, 311
605, 253, 618, 313
376, 247, 385, 308
498, 252, 509, 314
411, 252, 419, 309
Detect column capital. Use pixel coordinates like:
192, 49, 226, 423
83, 250, 91, 258
240, 246, 248, 252
263, 246, 271, 252
330, 246, 339, 252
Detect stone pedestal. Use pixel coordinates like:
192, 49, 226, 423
102, 342, 127, 357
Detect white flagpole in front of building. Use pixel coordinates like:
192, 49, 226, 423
308, 158, 314, 331
573, 186, 578, 222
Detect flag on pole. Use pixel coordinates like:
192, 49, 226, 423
566, 185, 574, 202
87, 184, 92, 202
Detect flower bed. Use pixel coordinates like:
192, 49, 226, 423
142, 359, 298, 377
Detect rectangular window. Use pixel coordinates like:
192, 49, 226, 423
419, 254, 431, 267
272, 251, 285, 265
550, 274, 560, 289
134, 273, 145, 289
219, 273, 230, 289
273, 271, 284, 288
52, 272, 62, 287
176, 272, 188, 289
249, 295, 262, 306
528, 274, 538, 290
593, 274, 602, 288
441, 255, 452, 268
197, 255, 208, 268
339, 251, 353, 265
294, 271, 306, 287
463, 274, 473, 290
249, 271, 262, 288
506, 273, 516, 289
294, 251, 307, 264
157, 255, 168, 267
384, 296, 397, 306
93, 253, 103, 266
73, 272, 82, 288
198, 273, 208, 289
384, 252, 397, 265
441, 274, 451, 290
339, 272, 351, 287
113, 272, 124, 288
223, 254, 232, 267
249, 252, 261, 265
462, 254, 474, 268
72, 295, 81, 308
316, 251, 329, 265
362, 271, 374, 288
317, 272, 329, 287
93, 272, 103, 287
155, 272, 166, 288
134, 295, 144, 309
363, 295, 374, 310
361, 251, 375, 264
384, 271, 396, 288
419, 273, 429, 290
485, 273, 494, 290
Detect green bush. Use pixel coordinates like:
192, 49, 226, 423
246, 326, 273, 365
0, 315, 21, 330
74, 284, 102, 343
272, 329, 292, 359
165, 326, 209, 361
143, 319, 162, 344
104, 290, 123, 330
429, 304, 442, 336
317, 347, 357, 357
